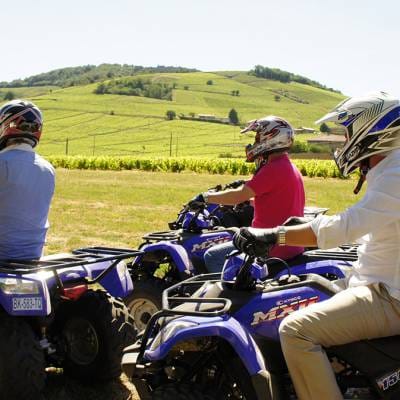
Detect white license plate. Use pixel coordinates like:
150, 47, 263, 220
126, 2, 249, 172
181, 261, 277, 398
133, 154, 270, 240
12, 297, 43, 311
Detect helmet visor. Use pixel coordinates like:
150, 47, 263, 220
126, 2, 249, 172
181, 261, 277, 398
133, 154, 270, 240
240, 119, 259, 134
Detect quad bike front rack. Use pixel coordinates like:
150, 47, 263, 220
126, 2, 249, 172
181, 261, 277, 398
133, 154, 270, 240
135, 272, 231, 363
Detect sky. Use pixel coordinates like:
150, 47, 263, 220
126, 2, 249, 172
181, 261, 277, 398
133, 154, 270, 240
2, 0, 400, 97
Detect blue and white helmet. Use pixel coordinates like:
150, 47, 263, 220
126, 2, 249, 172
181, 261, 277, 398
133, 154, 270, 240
316, 92, 400, 176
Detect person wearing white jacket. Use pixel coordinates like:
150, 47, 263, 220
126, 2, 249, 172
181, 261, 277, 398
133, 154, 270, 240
233, 92, 400, 400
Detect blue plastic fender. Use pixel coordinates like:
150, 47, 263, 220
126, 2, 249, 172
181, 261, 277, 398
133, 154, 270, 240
144, 315, 266, 375
136, 241, 194, 274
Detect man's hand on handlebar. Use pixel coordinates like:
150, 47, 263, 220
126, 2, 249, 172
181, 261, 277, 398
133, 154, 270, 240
188, 193, 207, 210
233, 227, 278, 257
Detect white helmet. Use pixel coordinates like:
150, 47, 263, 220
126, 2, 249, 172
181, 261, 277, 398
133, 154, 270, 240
316, 92, 400, 178
241, 116, 294, 162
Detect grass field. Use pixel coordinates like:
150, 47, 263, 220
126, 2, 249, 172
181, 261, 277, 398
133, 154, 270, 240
46, 169, 362, 255
4, 71, 344, 158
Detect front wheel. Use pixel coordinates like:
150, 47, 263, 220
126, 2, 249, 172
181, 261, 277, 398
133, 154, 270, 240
57, 290, 136, 381
152, 383, 216, 400
125, 278, 167, 331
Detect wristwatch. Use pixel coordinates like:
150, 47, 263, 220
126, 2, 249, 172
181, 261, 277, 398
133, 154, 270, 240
277, 226, 287, 246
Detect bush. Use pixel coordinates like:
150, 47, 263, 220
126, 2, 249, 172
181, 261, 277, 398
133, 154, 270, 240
228, 108, 239, 125
3, 91, 15, 101
46, 156, 344, 178
320, 123, 330, 133
166, 110, 176, 120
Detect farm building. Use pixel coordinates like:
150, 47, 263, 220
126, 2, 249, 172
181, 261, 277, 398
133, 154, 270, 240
295, 127, 316, 134
307, 134, 345, 150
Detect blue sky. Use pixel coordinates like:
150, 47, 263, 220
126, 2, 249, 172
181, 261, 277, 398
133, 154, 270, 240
2, 0, 399, 97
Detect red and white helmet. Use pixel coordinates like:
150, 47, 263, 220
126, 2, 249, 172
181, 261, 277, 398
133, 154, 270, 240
240, 115, 294, 162
0, 99, 43, 150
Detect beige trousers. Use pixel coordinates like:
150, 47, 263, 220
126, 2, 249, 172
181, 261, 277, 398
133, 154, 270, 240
279, 283, 400, 400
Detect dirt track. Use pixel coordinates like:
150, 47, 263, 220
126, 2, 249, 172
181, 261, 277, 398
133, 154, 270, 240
45, 374, 140, 400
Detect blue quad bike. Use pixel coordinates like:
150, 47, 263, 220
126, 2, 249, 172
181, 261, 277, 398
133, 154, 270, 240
0, 246, 141, 400
126, 181, 332, 331
122, 245, 400, 400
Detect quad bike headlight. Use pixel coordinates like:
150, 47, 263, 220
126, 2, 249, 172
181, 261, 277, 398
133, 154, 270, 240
149, 320, 198, 351
0, 277, 40, 294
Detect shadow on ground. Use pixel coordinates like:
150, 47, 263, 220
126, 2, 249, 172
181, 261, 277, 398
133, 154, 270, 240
44, 373, 140, 400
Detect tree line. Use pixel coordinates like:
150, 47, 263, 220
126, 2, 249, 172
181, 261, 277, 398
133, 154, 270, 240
250, 65, 341, 93
94, 78, 173, 100
0, 64, 198, 88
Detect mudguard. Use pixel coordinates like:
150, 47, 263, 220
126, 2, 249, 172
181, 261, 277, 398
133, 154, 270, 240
135, 241, 194, 275
91, 260, 134, 298
144, 315, 266, 375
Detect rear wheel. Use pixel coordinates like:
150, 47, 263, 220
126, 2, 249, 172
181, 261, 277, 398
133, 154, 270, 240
57, 290, 136, 381
0, 316, 45, 400
125, 278, 167, 331
152, 383, 216, 400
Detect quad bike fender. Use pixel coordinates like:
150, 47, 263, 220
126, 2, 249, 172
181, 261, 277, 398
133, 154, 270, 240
285, 259, 349, 279
91, 260, 134, 298
55, 260, 134, 299
144, 316, 266, 375
134, 241, 194, 275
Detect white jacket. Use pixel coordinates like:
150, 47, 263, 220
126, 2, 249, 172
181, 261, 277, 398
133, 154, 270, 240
310, 149, 400, 300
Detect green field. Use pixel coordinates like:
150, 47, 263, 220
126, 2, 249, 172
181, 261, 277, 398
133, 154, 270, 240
5, 71, 344, 158
46, 169, 362, 255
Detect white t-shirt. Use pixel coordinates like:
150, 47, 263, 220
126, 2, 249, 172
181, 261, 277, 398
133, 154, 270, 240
310, 149, 400, 300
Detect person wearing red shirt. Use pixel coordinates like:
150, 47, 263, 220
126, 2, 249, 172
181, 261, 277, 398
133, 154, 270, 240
189, 115, 305, 272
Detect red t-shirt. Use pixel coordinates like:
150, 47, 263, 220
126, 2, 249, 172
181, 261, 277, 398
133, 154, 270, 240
246, 154, 305, 260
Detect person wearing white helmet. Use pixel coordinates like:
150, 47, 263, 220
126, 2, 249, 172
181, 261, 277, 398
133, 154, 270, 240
233, 92, 400, 399
189, 115, 305, 273
0, 99, 55, 259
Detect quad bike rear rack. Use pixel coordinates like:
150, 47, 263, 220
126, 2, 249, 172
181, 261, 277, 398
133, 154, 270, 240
141, 231, 181, 243
304, 244, 358, 262
0, 246, 143, 290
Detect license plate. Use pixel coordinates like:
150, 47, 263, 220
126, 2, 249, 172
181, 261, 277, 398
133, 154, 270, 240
12, 297, 43, 311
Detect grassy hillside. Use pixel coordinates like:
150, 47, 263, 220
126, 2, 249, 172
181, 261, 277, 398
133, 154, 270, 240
5, 71, 345, 158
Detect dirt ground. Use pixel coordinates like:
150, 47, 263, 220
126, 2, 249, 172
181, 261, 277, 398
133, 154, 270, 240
45, 373, 141, 400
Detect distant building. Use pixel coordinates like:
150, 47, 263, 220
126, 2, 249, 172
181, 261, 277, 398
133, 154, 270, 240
307, 134, 345, 150
295, 127, 316, 134
197, 114, 230, 123
198, 114, 217, 120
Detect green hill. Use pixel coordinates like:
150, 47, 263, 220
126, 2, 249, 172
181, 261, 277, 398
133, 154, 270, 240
1, 71, 345, 158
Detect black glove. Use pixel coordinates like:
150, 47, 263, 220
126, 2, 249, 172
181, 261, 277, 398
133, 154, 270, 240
233, 227, 278, 257
188, 193, 207, 210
